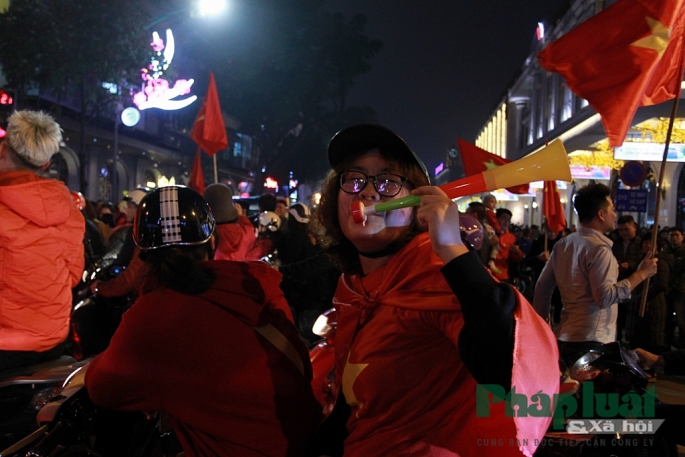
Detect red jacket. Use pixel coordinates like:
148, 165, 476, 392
0, 171, 85, 351
85, 260, 320, 457
214, 215, 257, 261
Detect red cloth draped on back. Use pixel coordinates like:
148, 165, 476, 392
328, 233, 558, 457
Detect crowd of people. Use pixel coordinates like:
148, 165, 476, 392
479, 199, 685, 355
1, 110, 683, 456
469, 189, 685, 375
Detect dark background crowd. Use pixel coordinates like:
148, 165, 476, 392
469, 206, 685, 356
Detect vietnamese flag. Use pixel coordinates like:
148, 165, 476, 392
457, 139, 529, 194
543, 180, 566, 234
538, 0, 685, 147
190, 72, 228, 156
188, 148, 205, 194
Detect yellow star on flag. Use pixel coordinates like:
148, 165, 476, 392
342, 351, 369, 418
631, 16, 670, 57
483, 159, 498, 170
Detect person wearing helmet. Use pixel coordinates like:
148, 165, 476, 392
0, 110, 85, 369
203, 183, 256, 261
278, 201, 340, 343
114, 187, 148, 228
307, 124, 559, 457
85, 185, 321, 457
277, 202, 315, 265
247, 210, 284, 263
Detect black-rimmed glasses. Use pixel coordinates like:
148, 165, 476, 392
339, 171, 408, 197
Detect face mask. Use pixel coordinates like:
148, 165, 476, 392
100, 213, 114, 227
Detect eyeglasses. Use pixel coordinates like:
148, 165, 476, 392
339, 171, 408, 197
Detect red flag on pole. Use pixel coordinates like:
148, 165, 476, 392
457, 139, 529, 194
538, 0, 685, 147
190, 72, 228, 156
543, 180, 566, 233
188, 148, 205, 194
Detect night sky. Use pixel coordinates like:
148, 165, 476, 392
323, 0, 569, 173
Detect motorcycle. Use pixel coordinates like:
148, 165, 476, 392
0, 357, 91, 450
0, 231, 132, 447
69, 227, 134, 361
534, 342, 680, 457
309, 309, 337, 407
0, 364, 181, 457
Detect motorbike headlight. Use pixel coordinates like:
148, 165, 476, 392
312, 314, 331, 338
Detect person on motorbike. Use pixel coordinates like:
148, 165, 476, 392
634, 347, 685, 375
0, 110, 85, 370
89, 188, 150, 299
307, 124, 559, 457
203, 182, 256, 261
85, 185, 321, 457
247, 210, 284, 263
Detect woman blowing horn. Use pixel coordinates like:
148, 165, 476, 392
308, 124, 559, 457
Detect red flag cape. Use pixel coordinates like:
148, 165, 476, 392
188, 148, 206, 194
330, 233, 559, 457
457, 139, 529, 194
190, 72, 228, 156
538, 0, 685, 147
543, 180, 566, 233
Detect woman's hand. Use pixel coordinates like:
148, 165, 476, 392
412, 186, 469, 264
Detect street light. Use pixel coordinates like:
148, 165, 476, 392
110, 0, 226, 199
112, 107, 141, 201
145, 0, 227, 29
197, 0, 227, 17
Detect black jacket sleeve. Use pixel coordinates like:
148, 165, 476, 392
441, 250, 516, 389
663, 349, 685, 376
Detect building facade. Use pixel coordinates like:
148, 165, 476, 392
438, 0, 685, 231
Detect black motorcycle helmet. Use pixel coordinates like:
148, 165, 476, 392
134, 185, 215, 251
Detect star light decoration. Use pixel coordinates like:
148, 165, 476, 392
132, 29, 197, 111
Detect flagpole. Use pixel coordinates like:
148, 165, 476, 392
639, 61, 685, 318
213, 155, 218, 184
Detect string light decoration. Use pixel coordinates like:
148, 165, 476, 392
638, 117, 685, 144
569, 143, 625, 171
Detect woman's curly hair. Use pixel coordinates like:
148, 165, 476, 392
310, 146, 430, 275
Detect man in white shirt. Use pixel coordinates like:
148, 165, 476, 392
533, 183, 658, 369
